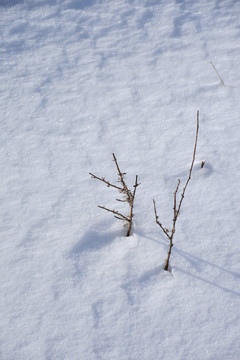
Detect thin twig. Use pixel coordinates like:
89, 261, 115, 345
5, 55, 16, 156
173, 179, 180, 219
153, 199, 170, 238
98, 205, 130, 222
112, 153, 132, 204
126, 175, 139, 236
176, 110, 199, 218
210, 61, 226, 87
89, 173, 122, 192
112, 153, 127, 189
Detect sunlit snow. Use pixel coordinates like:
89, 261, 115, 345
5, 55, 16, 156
1, 0, 240, 359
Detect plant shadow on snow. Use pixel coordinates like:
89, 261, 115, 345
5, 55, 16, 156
138, 264, 171, 281
69, 225, 122, 281
121, 263, 172, 308
174, 247, 240, 297
136, 230, 240, 296
164, 161, 216, 185
120, 268, 157, 306
194, 161, 216, 177
70, 229, 120, 255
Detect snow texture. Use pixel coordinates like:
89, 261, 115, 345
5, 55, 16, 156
1, 0, 240, 359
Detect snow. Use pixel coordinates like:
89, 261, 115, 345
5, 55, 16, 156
1, 0, 240, 359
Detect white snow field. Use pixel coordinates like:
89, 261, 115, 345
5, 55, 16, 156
1, 0, 240, 359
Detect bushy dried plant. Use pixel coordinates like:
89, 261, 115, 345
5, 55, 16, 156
90, 153, 140, 237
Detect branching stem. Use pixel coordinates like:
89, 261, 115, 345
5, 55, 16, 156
90, 153, 140, 237
153, 111, 199, 271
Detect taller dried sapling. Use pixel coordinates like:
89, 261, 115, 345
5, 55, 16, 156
153, 111, 200, 271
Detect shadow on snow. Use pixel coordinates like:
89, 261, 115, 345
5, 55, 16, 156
70, 229, 120, 255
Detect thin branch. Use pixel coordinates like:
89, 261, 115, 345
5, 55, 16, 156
173, 179, 180, 219
112, 153, 127, 189
112, 153, 132, 204
176, 110, 199, 218
153, 199, 170, 239
89, 173, 122, 192
164, 180, 181, 271
126, 175, 140, 236
98, 205, 130, 222
114, 215, 127, 221
210, 61, 226, 87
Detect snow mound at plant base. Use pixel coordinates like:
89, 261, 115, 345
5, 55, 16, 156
1, 0, 240, 359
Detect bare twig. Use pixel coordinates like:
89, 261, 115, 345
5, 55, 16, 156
201, 160, 205, 168
126, 175, 139, 236
176, 111, 199, 218
112, 153, 133, 205
90, 153, 140, 237
153, 111, 199, 271
98, 206, 130, 222
210, 61, 226, 87
89, 173, 122, 191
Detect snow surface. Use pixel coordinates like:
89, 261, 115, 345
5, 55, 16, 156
1, 0, 240, 359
